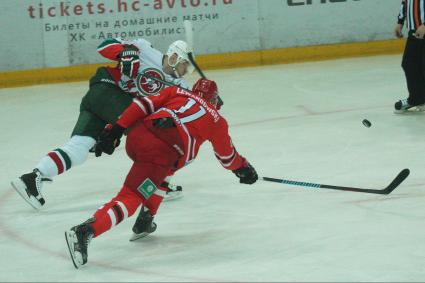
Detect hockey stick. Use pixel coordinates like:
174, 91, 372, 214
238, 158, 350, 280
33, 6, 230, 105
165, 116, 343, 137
183, 20, 224, 107
142, 71, 192, 92
262, 168, 410, 195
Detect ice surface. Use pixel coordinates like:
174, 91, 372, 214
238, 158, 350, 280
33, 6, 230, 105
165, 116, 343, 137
0, 55, 424, 282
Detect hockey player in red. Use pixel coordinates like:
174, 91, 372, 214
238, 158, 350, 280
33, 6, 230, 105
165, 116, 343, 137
65, 78, 258, 269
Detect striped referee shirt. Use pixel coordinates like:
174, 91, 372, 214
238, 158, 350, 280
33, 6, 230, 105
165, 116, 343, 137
398, 0, 425, 30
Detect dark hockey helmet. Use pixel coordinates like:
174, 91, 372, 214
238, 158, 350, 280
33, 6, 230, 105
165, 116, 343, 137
192, 78, 220, 109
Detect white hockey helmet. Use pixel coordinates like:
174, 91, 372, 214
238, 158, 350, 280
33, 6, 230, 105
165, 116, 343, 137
166, 40, 194, 76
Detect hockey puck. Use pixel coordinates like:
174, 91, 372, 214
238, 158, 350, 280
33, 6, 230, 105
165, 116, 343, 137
362, 119, 371, 128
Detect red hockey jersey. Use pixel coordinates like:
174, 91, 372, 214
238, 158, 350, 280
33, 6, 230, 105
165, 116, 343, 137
117, 86, 245, 171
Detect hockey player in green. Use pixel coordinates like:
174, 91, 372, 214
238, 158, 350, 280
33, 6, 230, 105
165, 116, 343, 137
11, 38, 193, 223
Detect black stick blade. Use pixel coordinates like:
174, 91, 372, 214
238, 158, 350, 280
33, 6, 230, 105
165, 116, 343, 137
382, 168, 410, 194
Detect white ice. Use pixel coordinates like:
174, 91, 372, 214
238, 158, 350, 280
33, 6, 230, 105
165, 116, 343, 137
0, 55, 424, 282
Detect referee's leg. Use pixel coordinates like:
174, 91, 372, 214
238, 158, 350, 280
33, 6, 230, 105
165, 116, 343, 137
402, 35, 425, 105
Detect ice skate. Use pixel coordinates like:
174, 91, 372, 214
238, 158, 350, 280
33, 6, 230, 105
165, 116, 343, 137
130, 206, 157, 241
11, 169, 52, 210
65, 221, 94, 269
394, 98, 425, 114
162, 181, 183, 201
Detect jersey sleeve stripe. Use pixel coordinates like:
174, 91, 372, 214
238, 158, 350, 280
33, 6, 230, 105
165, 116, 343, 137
143, 97, 155, 113
214, 148, 235, 160
217, 153, 238, 168
215, 149, 237, 167
133, 99, 148, 115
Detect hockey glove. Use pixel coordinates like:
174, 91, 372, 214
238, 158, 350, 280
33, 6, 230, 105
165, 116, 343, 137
232, 161, 258, 185
119, 45, 140, 78
95, 124, 125, 157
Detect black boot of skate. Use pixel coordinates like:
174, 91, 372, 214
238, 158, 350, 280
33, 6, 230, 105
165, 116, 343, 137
130, 206, 157, 241
65, 220, 94, 269
394, 98, 413, 113
11, 169, 52, 210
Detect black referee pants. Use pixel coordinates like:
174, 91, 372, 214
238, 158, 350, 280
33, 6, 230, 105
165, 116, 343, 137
402, 31, 425, 105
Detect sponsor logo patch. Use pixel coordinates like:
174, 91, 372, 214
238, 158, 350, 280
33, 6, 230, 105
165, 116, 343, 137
137, 178, 157, 199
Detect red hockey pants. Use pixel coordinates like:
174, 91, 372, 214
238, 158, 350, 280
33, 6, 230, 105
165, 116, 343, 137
91, 123, 180, 237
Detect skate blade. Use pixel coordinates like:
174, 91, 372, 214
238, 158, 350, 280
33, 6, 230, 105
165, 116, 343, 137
394, 106, 425, 114
65, 231, 83, 269
162, 191, 184, 202
10, 179, 42, 210
129, 232, 150, 242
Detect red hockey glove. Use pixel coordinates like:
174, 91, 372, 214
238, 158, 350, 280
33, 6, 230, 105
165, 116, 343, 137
95, 124, 125, 157
232, 161, 258, 185
119, 45, 140, 78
